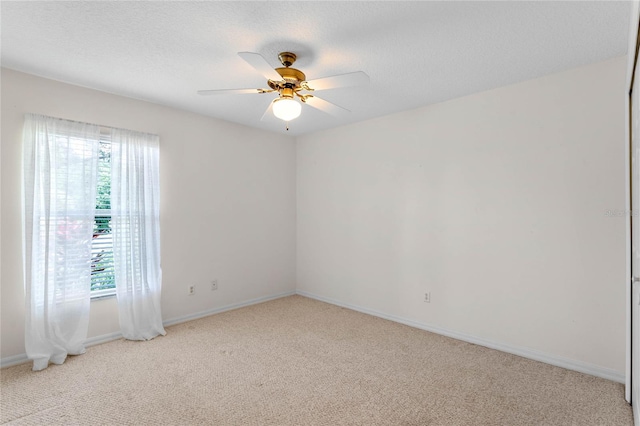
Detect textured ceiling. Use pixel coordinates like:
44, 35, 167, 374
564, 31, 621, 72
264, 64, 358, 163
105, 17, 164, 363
0, 1, 631, 136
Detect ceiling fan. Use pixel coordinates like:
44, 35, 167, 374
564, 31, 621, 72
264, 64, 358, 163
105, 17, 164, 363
197, 52, 369, 129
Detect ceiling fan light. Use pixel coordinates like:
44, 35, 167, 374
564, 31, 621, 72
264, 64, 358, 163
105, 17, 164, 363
272, 98, 301, 121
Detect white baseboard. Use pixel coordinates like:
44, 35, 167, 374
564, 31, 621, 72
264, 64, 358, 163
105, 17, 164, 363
85, 331, 123, 347
1, 290, 296, 369
4, 289, 624, 384
0, 330, 125, 369
296, 290, 626, 384
162, 290, 296, 327
0, 353, 29, 369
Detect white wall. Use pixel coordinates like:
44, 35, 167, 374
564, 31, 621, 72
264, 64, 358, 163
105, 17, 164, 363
1, 57, 628, 380
297, 57, 627, 376
1, 69, 297, 359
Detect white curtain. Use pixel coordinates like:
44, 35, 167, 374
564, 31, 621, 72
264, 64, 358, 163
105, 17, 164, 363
22, 114, 100, 371
111, 128, 166, 340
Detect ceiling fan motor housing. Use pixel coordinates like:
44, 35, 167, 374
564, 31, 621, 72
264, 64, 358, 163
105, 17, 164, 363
268, 67, 306, 90
266, 51, 307, 94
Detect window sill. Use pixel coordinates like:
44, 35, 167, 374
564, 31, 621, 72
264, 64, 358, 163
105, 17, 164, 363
91, 289, 116, 300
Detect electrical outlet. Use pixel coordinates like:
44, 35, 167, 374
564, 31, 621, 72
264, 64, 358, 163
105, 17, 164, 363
188, 285, 195, 295
211, 279, 218, 291
424, 292, 431, 303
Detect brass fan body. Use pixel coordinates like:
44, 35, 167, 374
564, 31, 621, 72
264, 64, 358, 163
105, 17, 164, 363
266, 53, 312, 102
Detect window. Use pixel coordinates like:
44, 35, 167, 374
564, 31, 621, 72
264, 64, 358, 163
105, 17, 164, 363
91, 133, 115, 298
24, 114, 165, 358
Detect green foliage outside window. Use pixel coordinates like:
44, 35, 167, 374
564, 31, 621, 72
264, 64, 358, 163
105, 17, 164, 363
91, 141, 115, 292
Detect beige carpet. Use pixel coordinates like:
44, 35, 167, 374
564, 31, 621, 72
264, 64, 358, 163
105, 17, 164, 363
0, 295, 632, 425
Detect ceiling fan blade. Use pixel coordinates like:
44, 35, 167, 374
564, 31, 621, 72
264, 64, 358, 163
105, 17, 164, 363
304, 96, 350, 117
197, 88, 261, 95
238, 52, 282, 82
304, 71, 369, 91
260, 101, 274, 122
